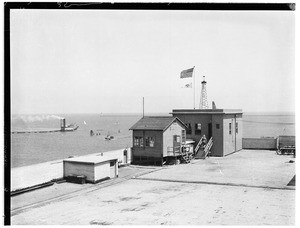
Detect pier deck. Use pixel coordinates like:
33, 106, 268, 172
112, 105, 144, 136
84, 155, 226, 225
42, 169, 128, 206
11, 150, 295, 225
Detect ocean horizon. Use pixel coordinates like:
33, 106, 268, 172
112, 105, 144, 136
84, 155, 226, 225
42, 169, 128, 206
10, 112, 295, 168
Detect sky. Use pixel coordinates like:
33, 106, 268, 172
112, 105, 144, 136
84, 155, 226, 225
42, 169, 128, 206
10, 9, 295, 114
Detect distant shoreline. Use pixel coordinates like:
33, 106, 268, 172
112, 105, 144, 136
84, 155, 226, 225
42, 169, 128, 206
10, 112, 296, 116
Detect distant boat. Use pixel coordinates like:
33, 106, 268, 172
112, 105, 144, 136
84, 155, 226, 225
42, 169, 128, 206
63, 123, 79, 132
105, 132, 114, 140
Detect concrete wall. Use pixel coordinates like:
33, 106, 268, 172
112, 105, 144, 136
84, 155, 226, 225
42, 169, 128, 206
242, 138, 277, 150
11, 160, 63, 192
163, 121, 185, 157
132, 130, 163, 158
64, 161, 95, 181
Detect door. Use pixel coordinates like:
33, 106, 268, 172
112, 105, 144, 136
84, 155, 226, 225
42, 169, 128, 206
123, 150, 127, 164
173, 135, 181, 154
110, 161, 116, 178
208, 123, 212, 140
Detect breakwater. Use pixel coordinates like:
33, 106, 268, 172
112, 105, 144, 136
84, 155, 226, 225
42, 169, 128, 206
11, 129, 61, 134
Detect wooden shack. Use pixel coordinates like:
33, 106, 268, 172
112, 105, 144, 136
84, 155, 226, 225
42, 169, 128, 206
63, 154, 118, 183
130, 116, 187, 165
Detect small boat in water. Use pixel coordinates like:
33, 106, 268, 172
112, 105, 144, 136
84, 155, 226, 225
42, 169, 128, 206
105, 133, 114, 140
63, 123, 79, 132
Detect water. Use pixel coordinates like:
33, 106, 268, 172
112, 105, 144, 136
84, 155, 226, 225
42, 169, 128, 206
10, 113, 295, 168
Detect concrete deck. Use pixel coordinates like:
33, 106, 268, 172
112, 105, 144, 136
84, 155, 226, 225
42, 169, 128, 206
11, 150, 295, 225
137, 150, 295, 189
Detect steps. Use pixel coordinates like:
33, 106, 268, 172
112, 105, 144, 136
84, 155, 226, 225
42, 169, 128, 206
195, 137, 213, 159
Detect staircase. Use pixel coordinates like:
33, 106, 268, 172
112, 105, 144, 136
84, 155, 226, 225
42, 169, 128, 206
195, 137, 213, 159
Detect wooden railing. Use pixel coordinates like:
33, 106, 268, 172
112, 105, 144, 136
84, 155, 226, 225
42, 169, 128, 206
195, 135, 205, 154
167, 146, 181, 156
203, 137, 213, 158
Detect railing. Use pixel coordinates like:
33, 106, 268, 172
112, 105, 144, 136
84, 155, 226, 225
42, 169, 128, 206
167, 146, 181, 156
203, 137, 213, 158
195, 135, 205, 154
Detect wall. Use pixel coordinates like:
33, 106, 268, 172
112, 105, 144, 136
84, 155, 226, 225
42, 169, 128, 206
63, 161, 95, 182
162, 120, 186, 157
173, 113, 211, 143
235, 114, 243, 151
11, 159, 63, 191
11, 148, 131, 191
94, 162, 110, 181
211, 115, 224, 156
277, 136, 295, 148
242, 138, 277, 150
223, 114, 242, 156
132, 130, 163, 158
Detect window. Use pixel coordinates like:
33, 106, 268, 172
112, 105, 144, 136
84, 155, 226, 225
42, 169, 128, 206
236, 122, 238, 134
176, 135, 181, 143
110, 161, 115, 167
186, 123, 192, 134
195, 123, 202, 135
145, 136, 155, 147
216, 124, 220, 129
134, 136, 143, 147
229, 123, 232, 135
181, 130, 186, 143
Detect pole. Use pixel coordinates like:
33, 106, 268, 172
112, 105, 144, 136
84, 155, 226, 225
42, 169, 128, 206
193, 66, 195, 109
143, 97, 144, 118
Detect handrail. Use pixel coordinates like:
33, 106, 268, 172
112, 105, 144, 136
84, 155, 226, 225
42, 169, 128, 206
204, 137, 213, 158
195, 135, 205, 153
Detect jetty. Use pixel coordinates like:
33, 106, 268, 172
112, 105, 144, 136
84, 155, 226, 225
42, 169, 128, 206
11, 117, 79, 134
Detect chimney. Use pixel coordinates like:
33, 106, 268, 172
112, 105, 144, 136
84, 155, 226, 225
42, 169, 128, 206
61, 118, 66, 131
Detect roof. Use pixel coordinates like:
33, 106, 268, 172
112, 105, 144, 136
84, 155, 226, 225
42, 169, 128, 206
171, 109, 243, 115
129, 116, 187, 131
63, 153, 118, 165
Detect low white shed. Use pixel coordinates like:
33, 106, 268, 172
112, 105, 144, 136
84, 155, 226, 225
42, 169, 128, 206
63, 154, 118, 183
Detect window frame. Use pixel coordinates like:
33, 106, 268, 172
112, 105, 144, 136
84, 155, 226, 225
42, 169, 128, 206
134, 136, 143, 147
145, 136, 155, 147
195, 123, 202, 135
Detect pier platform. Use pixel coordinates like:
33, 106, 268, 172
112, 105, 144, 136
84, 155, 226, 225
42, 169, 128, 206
11, 149, 295, 225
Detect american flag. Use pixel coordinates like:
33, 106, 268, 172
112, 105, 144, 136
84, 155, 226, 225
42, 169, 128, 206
180, 67, 194, 78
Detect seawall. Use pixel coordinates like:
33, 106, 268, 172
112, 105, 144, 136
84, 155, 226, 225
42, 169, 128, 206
242, 136, 295, 150
11, 148, 132, 192
242, 138, 277, 150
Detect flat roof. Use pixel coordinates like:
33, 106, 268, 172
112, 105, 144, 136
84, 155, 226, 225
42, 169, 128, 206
63, 153, 118, 165
171, 109, 243, 115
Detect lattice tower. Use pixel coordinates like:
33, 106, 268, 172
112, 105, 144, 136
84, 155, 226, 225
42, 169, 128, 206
200, 76, 209, 109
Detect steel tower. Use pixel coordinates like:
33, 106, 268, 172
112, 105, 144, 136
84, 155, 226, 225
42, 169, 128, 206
199, 76, 209, 109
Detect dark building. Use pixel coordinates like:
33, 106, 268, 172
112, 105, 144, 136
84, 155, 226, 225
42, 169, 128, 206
171, 109, 243, 157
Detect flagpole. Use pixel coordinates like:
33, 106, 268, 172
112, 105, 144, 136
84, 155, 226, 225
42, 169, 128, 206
193, 66, 195, 109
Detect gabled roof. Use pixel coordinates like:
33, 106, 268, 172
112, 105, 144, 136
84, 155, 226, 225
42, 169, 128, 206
129, 116, 187, 131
